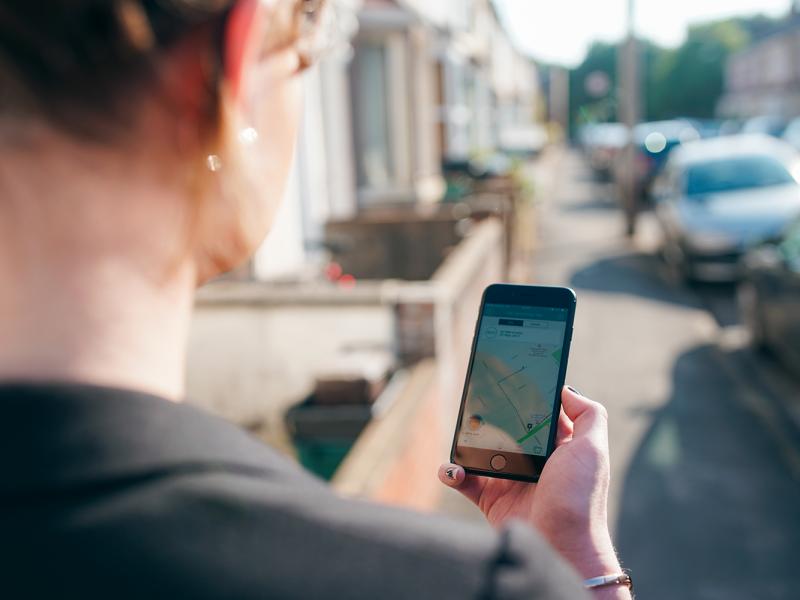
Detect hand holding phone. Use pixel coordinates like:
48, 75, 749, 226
440, 386, 621, 582
443, 284, 622, 580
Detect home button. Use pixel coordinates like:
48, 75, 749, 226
490, 454, 507, 471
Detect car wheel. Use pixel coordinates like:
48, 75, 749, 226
738, 281, 768, 352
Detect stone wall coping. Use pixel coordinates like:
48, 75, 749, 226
331, 359, 437, 498
194, 219, 504, 309
432, 219, 503, 302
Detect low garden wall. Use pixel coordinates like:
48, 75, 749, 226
186, 218, 505, 505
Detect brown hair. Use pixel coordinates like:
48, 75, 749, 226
0, 0, 324, 143
0, 0, 233, 141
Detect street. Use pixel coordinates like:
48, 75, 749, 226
441, 148, 800, 599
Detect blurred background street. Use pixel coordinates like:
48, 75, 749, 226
531, 147, 800, 599
440, 145, 800, 598
186, 1, 800, 597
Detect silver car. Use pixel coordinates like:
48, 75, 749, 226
653, 134, 800, 282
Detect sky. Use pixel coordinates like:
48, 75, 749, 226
494, 0, 794, 67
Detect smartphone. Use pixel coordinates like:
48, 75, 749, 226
450, 284, 577, 482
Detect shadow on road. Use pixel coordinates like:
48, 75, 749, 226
569, 250, 743, 328
568, 251, 701, 309
616, 344, 800, 600
690, 281, 740, 328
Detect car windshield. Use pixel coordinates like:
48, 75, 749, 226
685, 155, 796, 197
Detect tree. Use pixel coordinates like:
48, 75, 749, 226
567, 13, 783, 129
568, 42, 618, 127
647, 20, 749, 120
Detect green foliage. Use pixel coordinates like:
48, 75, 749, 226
647, 20, 750, 119
568, 13, 784, 129
568, 42, 618, 126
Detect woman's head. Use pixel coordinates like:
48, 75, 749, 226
0, 0, 326, 282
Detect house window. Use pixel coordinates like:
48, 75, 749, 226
351, 42, 393, 190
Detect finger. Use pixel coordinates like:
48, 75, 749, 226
556, 408, 573, 445
561, 385, 608, 439
437, 463, 488, 506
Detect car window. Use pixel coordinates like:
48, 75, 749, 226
684, 155, 796, 197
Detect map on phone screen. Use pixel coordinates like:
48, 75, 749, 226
458, 303, 568, 456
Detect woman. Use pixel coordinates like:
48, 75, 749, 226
0, 1, 631, 598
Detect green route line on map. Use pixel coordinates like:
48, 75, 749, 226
516, 414, 552, 445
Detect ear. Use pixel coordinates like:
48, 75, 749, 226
223, 0, 268, 101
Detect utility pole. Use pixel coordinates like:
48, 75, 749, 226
617, 0, 640, 236
549, 67, 570, 140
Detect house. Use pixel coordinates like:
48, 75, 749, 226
718, 8, 800, 118
252, 0, 363, 280
251, 0, 542, 280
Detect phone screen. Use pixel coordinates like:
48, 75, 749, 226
457, 302, 568, 456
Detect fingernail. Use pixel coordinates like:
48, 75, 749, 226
445, 467, 457, 480
567, 385, 583, 396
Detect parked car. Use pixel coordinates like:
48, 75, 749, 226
742, 115, 788, 138
579, 122, 629, 181
629, 119, 700, 199
718, 119, 743, 137
685, 118, 723, 139
782, 116, 800, 151
738, 219, 800, 374
653, 134, 800, 281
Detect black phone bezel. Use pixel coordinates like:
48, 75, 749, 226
450, 283, 577, 482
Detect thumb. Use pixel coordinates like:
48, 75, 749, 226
437, 463, 487, 506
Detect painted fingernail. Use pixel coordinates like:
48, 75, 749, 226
567, 385, 583, 396
445, 467, 457, 480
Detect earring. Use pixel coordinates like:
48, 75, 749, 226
206, 154, 223, 172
